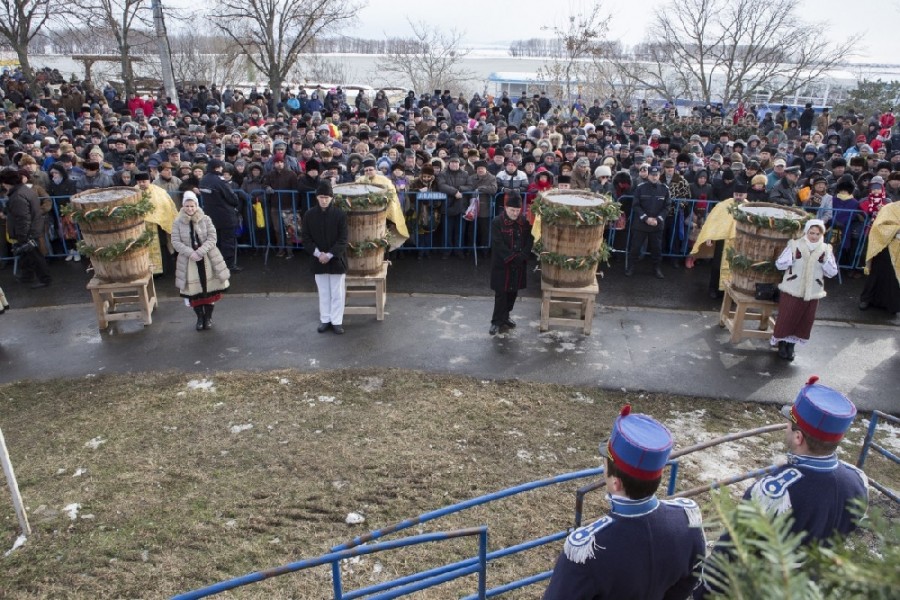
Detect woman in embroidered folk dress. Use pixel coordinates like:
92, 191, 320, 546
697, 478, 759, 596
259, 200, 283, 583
771, 219, 837, 361
171, 192, 230, 331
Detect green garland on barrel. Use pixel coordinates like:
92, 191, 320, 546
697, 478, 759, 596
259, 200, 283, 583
726, 247, 781, 275
532, 194, 621, 227
334, 192, 389, 211
61, 198, 154, 223
727, 203, 806, 234
77, 229, 155, 260
347, 237, 390, 257
533, 240, 611, 270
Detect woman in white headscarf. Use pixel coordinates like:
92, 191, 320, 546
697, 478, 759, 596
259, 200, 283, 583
770, 219, 837, 361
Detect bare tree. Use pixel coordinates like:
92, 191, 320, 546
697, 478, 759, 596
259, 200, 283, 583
55, 0, 152, 97
380, 19, 475, 95
536, 4, 611, 109
209, 0, 362, 114
0, 0, 55, 98
622, 0, 854, 107
287, 53, 356, 87
165, 27, 246, 90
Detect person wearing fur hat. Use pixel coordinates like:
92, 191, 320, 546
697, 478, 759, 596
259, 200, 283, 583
1, 168, 51, 288
75, 159, 113, 192
488, 191, 533, 335
771, 219, 838, 360
544, 405, 705, 600
171, 191, 230, 330
301, 181, 348, 334
199, 159, 243, 271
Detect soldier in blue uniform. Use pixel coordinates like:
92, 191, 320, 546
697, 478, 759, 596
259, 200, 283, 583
543, 405, 706, 600
695, 376, 869, 598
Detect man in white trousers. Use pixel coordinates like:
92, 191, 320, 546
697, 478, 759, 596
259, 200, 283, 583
301, 181, 349, 334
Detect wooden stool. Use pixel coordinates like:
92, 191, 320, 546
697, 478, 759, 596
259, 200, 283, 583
87, 274, 157, 330
540, 280, 599, 335
718, 282, 777, 343
344, 263, 388, 321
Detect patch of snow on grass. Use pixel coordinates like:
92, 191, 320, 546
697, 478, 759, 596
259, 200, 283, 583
187, 379, 216, 392
84, 437, 106, 450
345, 512, 366, 525
63, 503, 81, 520
229, 424, 253, 434
4, 535, 26, 557
862, 418, 900, 453
73, 468, 86, 477
516, 449, 533, 462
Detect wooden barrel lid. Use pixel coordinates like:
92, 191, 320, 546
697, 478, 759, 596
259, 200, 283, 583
333, 183, 387, 197
736, 203, 806, 221
71, 187, 141, 206
540, 189, 606, 208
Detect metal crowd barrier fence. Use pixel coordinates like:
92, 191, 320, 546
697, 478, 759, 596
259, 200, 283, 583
0, 191, 874, 274
856, 410, 900, 503
171, 527, 489, 600
176, 419, 894, 599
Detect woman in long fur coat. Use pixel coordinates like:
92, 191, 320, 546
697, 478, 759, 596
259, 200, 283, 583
171, 191, 230, 330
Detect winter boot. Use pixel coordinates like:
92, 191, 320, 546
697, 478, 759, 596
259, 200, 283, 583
194, 307, 205, 331
203, 304, 214, 330
777, 341, 789, 359
786, 343, 795, 361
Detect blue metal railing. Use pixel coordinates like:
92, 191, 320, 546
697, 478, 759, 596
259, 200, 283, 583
173, 419, 896, 599
0, 191, 876, 273
856, 410, 900, 503
171, 527, 488, 600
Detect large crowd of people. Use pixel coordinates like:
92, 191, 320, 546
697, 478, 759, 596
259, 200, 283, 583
0, 68, 893, 598
1, 68, 898, 318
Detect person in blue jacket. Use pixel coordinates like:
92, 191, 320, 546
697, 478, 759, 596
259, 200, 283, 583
543, 405, 706, 600
695, 375, 869, 598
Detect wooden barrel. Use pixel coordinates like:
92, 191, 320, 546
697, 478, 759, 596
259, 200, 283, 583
729, 202, 808, 296
90, 248, 151, 282
334, 183, 389, 276
71, 187, 152, 283
538, 190, 610, 287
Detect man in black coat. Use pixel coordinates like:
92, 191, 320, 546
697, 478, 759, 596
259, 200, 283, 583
300, 181, 349, 334
1, 168, 51, 287
625, 165, 670, 279
489, 192, 533, 335
199, 159, 243, 270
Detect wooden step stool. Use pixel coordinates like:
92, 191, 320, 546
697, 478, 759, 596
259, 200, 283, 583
87, 274, 157, 330
718, 282, 777, 343
540, 280, 599, 335
344, 263, 387, 321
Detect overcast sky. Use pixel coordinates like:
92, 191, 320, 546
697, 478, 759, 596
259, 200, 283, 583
340, 0, 898, 64
166, 0, 899, 64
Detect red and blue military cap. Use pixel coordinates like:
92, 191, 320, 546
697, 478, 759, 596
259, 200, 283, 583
599, 405, 673, 480
781, 376, 856, 442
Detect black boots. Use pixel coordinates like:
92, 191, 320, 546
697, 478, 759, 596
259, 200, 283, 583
777, 341, 796, 361
194, 305, 214, 330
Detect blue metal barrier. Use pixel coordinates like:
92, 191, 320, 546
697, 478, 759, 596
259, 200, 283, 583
173, 420, 896, 598
4, 190, 875, 273
856, 410, 900, 503
171, 527, 488, 600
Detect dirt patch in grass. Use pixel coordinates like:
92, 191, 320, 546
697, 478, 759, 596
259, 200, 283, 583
0, 369, 896, 599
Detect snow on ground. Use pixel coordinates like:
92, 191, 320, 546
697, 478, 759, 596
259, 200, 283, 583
4, 535, 26, 557
63, 503, 81, 520
84, 437, 106, 450
666, 409, 783, 491
229, 424, 253, 434
187, 379, 216, 392
862, 418, 900, 453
